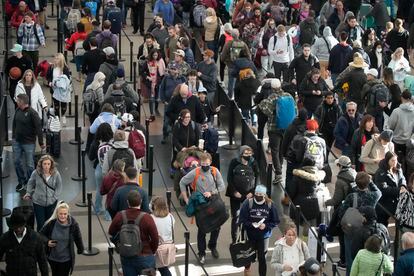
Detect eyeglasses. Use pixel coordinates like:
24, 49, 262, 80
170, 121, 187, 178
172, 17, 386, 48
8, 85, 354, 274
347, 109, 355, 112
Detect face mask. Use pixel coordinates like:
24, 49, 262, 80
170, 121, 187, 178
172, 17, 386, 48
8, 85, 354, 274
376, 48, 382, 53
254, 195, 265, 203
242, 155, 251, 162
201, 165, 210, 172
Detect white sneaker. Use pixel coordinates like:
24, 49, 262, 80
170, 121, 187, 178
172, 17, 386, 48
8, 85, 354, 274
62, 116, 67, 126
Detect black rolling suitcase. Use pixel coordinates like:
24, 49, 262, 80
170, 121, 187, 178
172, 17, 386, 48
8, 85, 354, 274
46, 131, 61, 158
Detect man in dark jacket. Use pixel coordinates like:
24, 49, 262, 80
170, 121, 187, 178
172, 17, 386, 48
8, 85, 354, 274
226, 145, 259, 243
298, 10, 319, 46
254, 74, 276, 140
82, 38, 106, 90
314, 91, 342, 155
395, 232, 414, 276
196, 49, 218, 96
328, 32, 353, 85
12, 94, 44, 192
103, 84, 136, 115
298, 68, 329, 118
0, 211, 49, 276
288, 44, 320, 88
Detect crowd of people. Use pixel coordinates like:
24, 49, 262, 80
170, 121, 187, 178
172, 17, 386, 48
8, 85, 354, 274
3, 0, 414, 275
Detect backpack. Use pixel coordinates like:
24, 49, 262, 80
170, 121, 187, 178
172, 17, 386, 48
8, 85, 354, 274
303, 136, 325, 169
85, 1, 98, 17
74, 40, 86, 56
112, 148, 135, 169
272, 34, 291, 51
270, 4, 285, 23
341, 194, 364, 235
404, 75, 414, 95
128, 128, 146, 159
191, 166, 217, 191
192, 4, 206, 27
229, 40, 245, 62
299, 23, 315, 45
118, 211, 145, 257
113, 96, 127, 117
106, 6, 122, 34
65, 9, 81, 34
19, 23, 41, 45
83, 87, 99, 115
202, 127, 219, 154
99, 34, 114, 49
368, 83, 389, 108
275, 93, 296, 130
103, 64, 119, 93
395, 189, 414, 229
370, 223, 391, 255
232, 163, 255, 195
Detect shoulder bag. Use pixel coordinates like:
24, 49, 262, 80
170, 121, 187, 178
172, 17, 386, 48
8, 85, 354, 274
155, 214, 176, 268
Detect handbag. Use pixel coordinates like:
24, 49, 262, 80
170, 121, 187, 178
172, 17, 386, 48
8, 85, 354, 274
229, 226, 256, 267
195, 194, 229, 233
155, 215, 176, 268
341, 194, 364, 235
395, 191, 414, 228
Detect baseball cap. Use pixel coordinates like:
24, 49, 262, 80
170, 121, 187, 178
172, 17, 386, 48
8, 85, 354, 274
103, 47, 115, 56
174, 49, 185, 57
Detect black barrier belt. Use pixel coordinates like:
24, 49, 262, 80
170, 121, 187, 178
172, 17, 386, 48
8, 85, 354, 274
152, 148, 210, 275
91, 201, 121, 272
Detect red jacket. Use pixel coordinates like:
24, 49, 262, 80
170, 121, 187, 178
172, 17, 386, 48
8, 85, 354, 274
108, 208, 159, 255
10, 8, 35, 28
100, 171, 125, 208
65, 31, 87, 50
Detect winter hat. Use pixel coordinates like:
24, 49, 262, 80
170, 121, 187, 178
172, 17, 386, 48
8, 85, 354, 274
255, 185, 267, 195
306, 119, 319, 131
379, 129, 393, 142
239, 145, 252, 156
103, 46, 115, 56
298, 108, 308, 122
366, 68, 378, 77
271, 78, 281, 90
302, 257, 321, 274
335, 156, 352, 167
117, 67, 125, 78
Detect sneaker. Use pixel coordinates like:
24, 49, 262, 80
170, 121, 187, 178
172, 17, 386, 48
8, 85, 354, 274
210, 248, 219, 259
198, 254, 205, 265
62, 116, 67, 126
16, 183, 24, 192
149, 115, 155, 122
337, 261, 346, 270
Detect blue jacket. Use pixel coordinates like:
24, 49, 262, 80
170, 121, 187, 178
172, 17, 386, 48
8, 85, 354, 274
230, 57, 258, 79
111, 183, 150, 214
328, 43, 353, 74
153, 0, 174, 26
159, 75, 186, 102
394, 248, 414, 275
333, 113, 362, 151
184, 48, 196, 69
239, 198, 280, 241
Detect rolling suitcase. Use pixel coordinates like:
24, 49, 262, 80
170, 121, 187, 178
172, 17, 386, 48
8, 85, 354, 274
46, 131, 61, 158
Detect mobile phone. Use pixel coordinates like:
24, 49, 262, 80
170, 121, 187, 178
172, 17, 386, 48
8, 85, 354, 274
50, 240, 58, 244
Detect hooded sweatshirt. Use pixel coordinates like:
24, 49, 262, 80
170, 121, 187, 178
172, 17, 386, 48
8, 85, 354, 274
325, 166, 357, 207
271, 237, 310, 276
268, 32, 295, 64
388, 102, 414, 144
328, 42, 353, 74
311, 26, 339, 61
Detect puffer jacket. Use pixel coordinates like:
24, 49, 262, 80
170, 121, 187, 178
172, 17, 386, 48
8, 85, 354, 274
15, 81, 47, 119
325, 167, 357, 208
311, 26, 338, 61
204, 16, 219, 41
271, 238, 310, 276
25, 170, 63, 207
290, 166, 325, 220
360, 134, 395, 175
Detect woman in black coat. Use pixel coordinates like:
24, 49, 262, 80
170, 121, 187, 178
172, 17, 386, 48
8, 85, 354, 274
290, 158, 325, 222
383, 67, 402, 116
374, 151, 407, 226
40, 201, 84, 276
172, 109, 201, 162
298, 68, 329, 118
234, 68, 261, 126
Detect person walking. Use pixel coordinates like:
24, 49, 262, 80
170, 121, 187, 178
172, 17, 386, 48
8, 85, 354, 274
40, 201, 85, 276
23, 154, 63, 231
0, 211, 49, 276
12, 94, 44, 192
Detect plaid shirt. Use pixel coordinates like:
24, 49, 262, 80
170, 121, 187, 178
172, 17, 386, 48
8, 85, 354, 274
17, 23, 45, 51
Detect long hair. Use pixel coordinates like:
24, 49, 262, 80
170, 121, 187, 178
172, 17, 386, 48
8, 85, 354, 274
45, 200, 70, 226
21, 69, 37, 88
54, 53, 67, 71
358, 114, 377, 134
383, 67, 395, 86
36, 154, 57, 175
151, 196, 170, 218
89, 72, 106, 90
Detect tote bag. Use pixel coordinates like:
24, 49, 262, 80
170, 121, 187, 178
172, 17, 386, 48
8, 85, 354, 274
155, 215, 176, 268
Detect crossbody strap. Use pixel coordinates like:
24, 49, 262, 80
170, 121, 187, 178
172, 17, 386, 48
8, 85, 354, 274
37, 172, 56, 191
375, 253, 384, 276
170, 214, 174, 242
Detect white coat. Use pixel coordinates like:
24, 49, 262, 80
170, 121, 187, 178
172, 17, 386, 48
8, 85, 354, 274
15, 81, 47, 119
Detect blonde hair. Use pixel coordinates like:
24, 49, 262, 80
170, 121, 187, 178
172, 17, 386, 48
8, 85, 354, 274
206, 7, 216, 17
89, 71, 106, 90
36, 154, 57, 175
385, 21, 394, 32
45, 201, 70, 225
392, 47, 404, 59
151, 196, 170, 218
21, 69, 37, 87
54, 53, 67, 71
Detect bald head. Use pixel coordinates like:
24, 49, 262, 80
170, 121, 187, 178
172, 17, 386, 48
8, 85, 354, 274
19, 1, 27, 10
179, 84, 189, 98
402, 232, 414, 250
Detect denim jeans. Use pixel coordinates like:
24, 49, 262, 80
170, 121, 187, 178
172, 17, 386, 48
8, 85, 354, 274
12, 142, 36, 185
197, 227, 220, 256
162, 103, 171, 139
227, 66, 236, 99
158, 267, 172, 276
120, 255, 155, 276
74, 55, 84, 72
33, 201, 57, 231
94, 164, 104, 213
182, 12, 190, 27
241, 109, 257, 126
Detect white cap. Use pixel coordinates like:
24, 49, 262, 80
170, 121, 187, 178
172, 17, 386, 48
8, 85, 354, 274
121, 113, 134, 123
103, 47, 115, 56
366, 68, 378, 77
271, 78, 281, 90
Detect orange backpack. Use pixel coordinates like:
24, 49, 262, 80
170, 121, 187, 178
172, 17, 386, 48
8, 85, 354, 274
191, 166, 218, 192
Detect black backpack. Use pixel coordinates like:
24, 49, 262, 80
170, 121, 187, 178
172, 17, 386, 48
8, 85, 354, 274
232, 163, 255, 195
113, 96, 127, 117
100, 34, 114, 49
368, 83, 389, 108
370, 223, 391, 255
112, 148, 134, 169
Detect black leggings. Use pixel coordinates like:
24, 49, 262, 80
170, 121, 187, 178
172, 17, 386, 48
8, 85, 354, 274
53, 98, 67, 117
49, 259, 71, 276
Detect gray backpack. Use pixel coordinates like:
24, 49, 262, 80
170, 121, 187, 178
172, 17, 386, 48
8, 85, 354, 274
118, 211, 145, 257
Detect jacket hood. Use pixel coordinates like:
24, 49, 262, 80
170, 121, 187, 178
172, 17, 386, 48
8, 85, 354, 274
303, 17, 315, 25
112, 140, 129, 148
275, 237, 301, 248
293, 167, 325, 182
399, 102, 414, 113
261, 78, 273, 86
111, 89, 125, 96
293, 118, 307, 132
367, 79, 382, 86
323, 26, 333, 37
338, 167, 357, 182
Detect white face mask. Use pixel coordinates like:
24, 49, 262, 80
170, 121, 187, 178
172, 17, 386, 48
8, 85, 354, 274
376, 48, 382, 53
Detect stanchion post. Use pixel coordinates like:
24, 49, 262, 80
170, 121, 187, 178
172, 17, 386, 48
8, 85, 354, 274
394, 225, 400, 262
145, 119, 150, 168
70, 95, 84, 144
184, 231, 190, 276
148, 145, 154, 197
129, 41, 133, 82
332, 263, 337, 276
3, 95, 11, 147
49, 0, 56, 17
133, 61, 137, 91
241, 119, 247, 146
56, 17, 60, 53
71, 127, 86, 181
118, 32, 125, 61
166, 191, 172, 212
295, 205, 301, 234
108, 246, 114, 276
76, 149, 88, 206
83, 193, 100, 256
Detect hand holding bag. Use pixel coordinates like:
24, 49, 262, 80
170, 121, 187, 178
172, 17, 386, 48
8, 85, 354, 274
229, 226, 256, 267
155, 215, 176, 268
